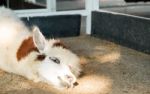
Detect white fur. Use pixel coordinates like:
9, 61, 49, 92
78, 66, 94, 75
0, 7, 81, 88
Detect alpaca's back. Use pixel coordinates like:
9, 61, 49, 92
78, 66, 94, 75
0, 7, 31, 72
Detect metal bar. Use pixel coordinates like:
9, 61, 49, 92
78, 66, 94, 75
85, 0, 99, 34
14, 0, 100, 35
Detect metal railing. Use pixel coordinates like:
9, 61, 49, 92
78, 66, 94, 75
14, 0, 99, 35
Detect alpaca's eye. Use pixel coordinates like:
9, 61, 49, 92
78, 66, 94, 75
49, 57, 60, 64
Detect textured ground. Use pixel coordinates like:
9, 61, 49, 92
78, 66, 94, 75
0, 36, 150, 94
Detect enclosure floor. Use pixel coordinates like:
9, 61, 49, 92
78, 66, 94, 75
0, 36, 150, 94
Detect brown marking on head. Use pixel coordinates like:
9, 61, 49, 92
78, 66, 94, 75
36, 54, 46, 61
17, 37, 39, 61
53, 41, 68, 49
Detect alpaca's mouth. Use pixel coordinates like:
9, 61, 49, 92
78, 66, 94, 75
58, 75, 78, 88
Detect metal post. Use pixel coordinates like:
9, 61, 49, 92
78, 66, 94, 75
85, 0, 99, 34
47, 0, 56, 12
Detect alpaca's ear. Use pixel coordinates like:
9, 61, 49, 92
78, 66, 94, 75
32, 26, 47, 52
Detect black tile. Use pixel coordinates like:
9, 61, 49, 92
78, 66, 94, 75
21, 15, 81, 38
92, 11, 150, 54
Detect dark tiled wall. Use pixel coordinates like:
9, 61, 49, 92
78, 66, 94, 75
22, 15, 81, 38
92, 11, 150, 54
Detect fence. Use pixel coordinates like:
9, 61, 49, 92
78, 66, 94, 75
13, 0, 99, 34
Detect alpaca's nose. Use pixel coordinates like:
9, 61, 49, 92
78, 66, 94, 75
65, 75, 78, 87
65, 75, 74, 83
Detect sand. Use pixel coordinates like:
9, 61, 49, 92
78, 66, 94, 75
0, 36, 150, 94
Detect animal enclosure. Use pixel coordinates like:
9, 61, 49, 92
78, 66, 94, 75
0, 0, 150, 94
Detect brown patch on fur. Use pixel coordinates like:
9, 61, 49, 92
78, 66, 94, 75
36, 54, 46, 61
53, 41, 68, 49
17, 37, 39, 61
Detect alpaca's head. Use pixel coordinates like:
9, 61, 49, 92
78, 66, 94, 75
32, 26, 78, 88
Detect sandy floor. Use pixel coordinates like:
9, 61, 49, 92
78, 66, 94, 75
0, 36, 150, 94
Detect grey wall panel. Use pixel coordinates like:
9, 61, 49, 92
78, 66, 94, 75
92, 11, 150, 54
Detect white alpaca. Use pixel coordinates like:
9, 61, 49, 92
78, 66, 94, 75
0, 7, 81, 88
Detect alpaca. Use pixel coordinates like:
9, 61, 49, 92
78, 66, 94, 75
0, 7, 81, 88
